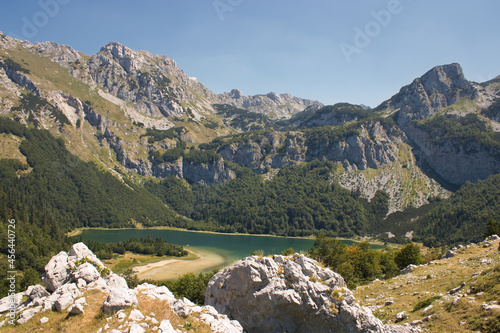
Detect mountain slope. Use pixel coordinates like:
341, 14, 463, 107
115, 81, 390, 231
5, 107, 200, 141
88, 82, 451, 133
0, 32, 499, 245
376, 63, 500, 186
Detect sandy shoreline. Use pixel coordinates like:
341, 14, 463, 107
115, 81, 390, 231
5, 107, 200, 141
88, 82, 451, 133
134, 247, 228, 281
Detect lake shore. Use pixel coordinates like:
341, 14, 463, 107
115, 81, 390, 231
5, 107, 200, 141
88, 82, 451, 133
66, 226, 387, 246
133, 247, 228, 281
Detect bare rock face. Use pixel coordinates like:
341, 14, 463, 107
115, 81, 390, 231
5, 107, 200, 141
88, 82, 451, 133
206, 254, 420, 333
381, 63, 480, 124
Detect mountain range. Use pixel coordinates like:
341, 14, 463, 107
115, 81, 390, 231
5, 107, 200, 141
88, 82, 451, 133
1, 31, 499, 245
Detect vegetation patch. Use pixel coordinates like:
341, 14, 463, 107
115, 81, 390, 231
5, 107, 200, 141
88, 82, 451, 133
416, 113, 500, 157
11, 92, 70, 127
412, 295, 441, 312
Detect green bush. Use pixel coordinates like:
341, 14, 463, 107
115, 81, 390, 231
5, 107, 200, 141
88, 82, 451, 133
394, 243, 422, 270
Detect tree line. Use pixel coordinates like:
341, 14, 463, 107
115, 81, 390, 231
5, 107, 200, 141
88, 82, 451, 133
0, 117, 184, 297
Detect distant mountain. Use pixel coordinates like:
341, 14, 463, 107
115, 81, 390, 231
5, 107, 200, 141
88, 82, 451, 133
215, 88, 323, 119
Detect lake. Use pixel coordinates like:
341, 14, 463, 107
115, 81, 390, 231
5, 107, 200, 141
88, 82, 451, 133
78, 228, 379, 280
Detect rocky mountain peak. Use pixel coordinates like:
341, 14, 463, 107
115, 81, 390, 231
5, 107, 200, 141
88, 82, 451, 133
229, 88, 243, 99
419, 63, 470, 91
378, 63, 481, 123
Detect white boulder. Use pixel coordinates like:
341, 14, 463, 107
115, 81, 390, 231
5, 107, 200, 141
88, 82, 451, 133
41, 251, 71, 292
102, 288, 138, 314
206, 254, 419, 333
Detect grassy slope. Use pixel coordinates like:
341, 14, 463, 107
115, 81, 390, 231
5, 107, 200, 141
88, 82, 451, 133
354, 239, 500, 332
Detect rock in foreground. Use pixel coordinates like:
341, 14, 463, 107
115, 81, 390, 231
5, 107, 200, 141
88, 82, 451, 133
206, 254, 420, 333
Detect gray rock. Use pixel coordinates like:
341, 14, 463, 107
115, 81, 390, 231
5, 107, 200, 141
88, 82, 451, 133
158, 319, 176, 333
206, 254, 419, 333
26, 284, 50, 301
129, 324, 145, 333
215, 89, 322, 120
77, 278, 87, 289
105, 274, 129, 290
171, 299, 195, 318
400, 264, 417, 275
128, 309, 145, 321
485, 304, 500, 311
422, 304, 433, 314
86, 277, 108, 291
68, 242, 105, 268
199, 310, 244, 333
41, 251, 70, 292
396, 311, 408, 322
75, 297, 86, 305
17, 306, 42, 324
67, 303, 85, 315
441, 250, 456, 259
40, 317, 49, 324
0, 291, 24, 313
449, 282, 466, 294
72, 262, 101, 283
481, 259, 493, 265
51, 283, 83, 312
136, 283, 175, 302
102, 288, 138, 314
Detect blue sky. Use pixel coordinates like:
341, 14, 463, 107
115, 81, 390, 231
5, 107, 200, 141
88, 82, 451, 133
0, 0, 499, 107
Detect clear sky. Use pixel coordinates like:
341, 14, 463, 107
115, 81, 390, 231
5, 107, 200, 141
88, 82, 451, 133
0, 0, 499, 107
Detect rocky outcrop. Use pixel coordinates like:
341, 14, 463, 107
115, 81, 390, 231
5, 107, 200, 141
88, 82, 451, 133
86, 42, 212, 118
206, 253, 420, 333
215, 89, 323, 119
0, 242, 243, 331
375, 63, 500, 185
218, 122, 401, 174
379, 63, 482, 124
0, 58, 41, 96
403, 123, 500, 185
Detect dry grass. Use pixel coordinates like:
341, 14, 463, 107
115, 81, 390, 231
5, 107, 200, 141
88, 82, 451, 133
0, 289, 213, 333
0, 289, 108, 333
353, 240, 500, 332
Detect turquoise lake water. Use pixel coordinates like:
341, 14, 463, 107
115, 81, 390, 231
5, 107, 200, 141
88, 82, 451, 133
79, 228, 318, 263
78, 228, 382, 266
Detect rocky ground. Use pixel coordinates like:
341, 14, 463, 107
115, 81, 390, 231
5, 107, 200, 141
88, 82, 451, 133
354, 236, 500, 332
0, 237, 498, 332
0, 243, 242, 333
